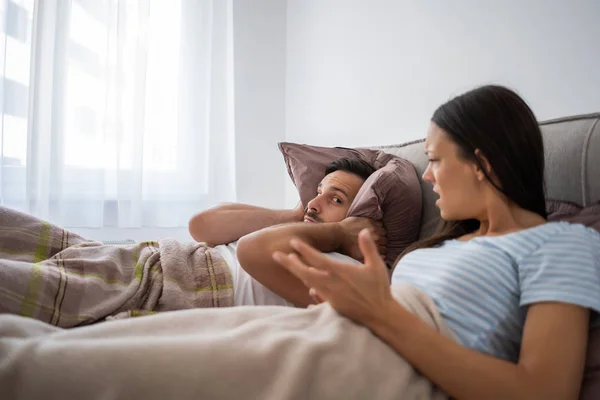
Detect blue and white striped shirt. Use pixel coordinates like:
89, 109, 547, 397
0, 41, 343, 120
391, 221, 600, 362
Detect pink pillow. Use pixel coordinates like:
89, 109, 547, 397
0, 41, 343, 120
547, 200, 600, 400
279, 142, 422, 266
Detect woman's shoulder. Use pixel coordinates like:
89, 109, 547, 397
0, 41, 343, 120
451, 221, 596, 244
539, 221, 600, 241
521, 221, 600, 256
446, 221, 600, 262
488, 220, 599, 243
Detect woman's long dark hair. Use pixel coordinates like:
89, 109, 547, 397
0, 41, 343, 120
394, 85, 546, 267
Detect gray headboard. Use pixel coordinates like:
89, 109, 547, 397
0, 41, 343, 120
374, 113, 600, 240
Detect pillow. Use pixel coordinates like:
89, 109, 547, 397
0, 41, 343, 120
547, 200, 600, 232
278, 142, 422, 266
546, 200, 600, 400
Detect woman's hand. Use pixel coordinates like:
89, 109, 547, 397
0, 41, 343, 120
272, 229, 395, 326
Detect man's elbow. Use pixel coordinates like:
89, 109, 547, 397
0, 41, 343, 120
188, 213, 210, 244
236, 233, 263, 276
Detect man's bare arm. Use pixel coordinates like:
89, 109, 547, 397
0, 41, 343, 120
188, 203, 304, 246
236, 218, 385, 307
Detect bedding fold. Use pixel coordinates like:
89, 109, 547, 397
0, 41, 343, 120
0, 206, 233, 327
0, 284, 452, 400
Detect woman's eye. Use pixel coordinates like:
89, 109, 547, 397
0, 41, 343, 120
333, 198, 343, 204
428, 158, 439, 163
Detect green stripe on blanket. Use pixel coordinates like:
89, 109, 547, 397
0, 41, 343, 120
2, 206, 234, 327
18, 221, 51, 317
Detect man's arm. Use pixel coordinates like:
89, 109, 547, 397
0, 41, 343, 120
188, 202, 305, 246
236, 218, 384, 307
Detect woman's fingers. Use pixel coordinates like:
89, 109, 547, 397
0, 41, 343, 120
309, 288, 325, 304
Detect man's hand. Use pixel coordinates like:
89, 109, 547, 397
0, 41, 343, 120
292, 201, 305, 222
337, 217, 387, 261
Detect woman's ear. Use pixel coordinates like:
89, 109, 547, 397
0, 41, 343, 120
473, 149, 493, 181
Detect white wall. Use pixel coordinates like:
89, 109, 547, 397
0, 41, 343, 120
285, 0, 600, 149
75, 1, 290, 241
233, 0, 288, 208
72, 1, 600, 238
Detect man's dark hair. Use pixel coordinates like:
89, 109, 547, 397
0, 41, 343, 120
325, 157, 376, 181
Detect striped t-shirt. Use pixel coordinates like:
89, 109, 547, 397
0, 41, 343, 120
391, 221, 600, 362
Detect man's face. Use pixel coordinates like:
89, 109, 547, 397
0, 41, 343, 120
304, 170, 365, 223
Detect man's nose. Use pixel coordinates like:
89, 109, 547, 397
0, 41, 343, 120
307, 196, 322, 213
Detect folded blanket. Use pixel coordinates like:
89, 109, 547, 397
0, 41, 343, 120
0, 284, 453, 400
0, 206, 233, 327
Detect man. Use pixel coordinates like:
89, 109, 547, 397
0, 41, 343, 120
189, 157, 387, 308
0, 158, 385, 327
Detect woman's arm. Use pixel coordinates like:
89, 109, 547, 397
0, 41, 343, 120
188, 202, 304, 246
275, 230, 589, 400
371, 300, 587, 400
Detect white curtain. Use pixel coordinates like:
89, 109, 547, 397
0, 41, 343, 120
0, 0, 236, 229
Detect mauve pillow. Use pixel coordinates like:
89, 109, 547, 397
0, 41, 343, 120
546, 200, 600, 400
279, 142, 422, 266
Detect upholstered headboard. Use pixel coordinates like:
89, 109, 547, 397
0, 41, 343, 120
373, 112, 600, 240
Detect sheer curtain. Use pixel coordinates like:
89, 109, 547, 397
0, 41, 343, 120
0, 0, 236, 231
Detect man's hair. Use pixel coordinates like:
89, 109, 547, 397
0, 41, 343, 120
325, 157, 376, 181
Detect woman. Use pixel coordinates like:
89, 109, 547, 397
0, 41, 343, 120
273, 85, 600, 399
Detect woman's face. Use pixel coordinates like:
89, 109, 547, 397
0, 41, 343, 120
422, 122, 486, 221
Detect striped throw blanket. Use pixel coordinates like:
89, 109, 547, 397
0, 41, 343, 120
0, 206, 233, 327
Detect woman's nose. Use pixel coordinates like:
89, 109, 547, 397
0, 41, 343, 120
422, 165, 434, 183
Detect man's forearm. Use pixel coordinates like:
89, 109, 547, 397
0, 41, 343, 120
237, 222, 343, 307
189, 204, 303, 246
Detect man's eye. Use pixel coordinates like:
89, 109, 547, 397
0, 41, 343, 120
428, 158, 439, 163
333, 198, 343, 204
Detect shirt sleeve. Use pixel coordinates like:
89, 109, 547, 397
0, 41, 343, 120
519, 224, 600, 312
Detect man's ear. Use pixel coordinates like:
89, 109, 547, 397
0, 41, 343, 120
473, 149, 493, 181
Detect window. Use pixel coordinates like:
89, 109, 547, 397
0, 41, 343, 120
0, 0, 235, 230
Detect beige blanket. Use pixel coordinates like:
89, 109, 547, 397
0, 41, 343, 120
0, 206, 233, 327
0, 284, 453, 400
